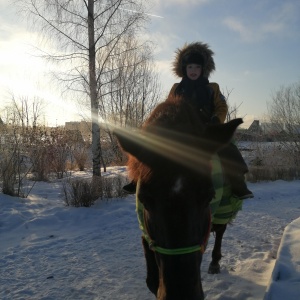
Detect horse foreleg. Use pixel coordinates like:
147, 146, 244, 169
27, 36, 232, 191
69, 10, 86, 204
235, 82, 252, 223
208, 223, 227, 274
142, 236, 159, 295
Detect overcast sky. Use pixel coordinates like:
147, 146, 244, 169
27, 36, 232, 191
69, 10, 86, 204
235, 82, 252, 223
1, 0, 299, 127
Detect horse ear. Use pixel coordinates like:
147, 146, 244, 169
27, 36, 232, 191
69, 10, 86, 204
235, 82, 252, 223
202, 118, 243, 153
114, 128, 141, 157
114, 128, 157, 165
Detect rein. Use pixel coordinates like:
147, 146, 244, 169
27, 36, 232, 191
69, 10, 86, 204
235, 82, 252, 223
139, 199, 211, 255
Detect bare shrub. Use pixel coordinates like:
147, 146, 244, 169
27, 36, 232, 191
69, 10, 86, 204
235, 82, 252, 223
49, 144, 70, 179
0, 129, 33, 196
247, 166, 268, 183
29, 127, 80, 179
47, 128, 70, 179
1, 152, 18, 195
268, 81, 300, 165
114, 175, 128, 198
243, 137, 300, 182
72, 143, 89, 171
272, 166, 300, 180
101, 175, 127, 199
62, 178, 100, 207
247, 165, 300, 182
31, 147, 50, 181
62, 175, 127, 207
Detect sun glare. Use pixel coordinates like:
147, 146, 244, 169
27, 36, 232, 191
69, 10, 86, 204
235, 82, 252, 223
113, 125, 215, 173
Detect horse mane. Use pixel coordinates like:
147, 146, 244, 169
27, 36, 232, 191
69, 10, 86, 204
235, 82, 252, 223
127, 154, 152, 183
127, 94, 206, 183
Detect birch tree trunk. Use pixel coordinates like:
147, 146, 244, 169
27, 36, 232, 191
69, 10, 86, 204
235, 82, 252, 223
88, 0, 101, 176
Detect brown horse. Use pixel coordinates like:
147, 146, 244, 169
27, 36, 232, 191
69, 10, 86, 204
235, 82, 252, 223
114, 95, 242, 300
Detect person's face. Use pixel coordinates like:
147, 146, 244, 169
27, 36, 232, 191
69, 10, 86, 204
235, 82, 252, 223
186, 64, 202, 80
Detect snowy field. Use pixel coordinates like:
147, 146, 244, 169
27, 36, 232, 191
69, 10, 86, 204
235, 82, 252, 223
0, 167, 300, 300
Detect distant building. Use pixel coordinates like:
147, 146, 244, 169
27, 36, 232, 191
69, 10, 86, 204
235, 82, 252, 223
248, 120, 262, 134
65, 121, 92, 142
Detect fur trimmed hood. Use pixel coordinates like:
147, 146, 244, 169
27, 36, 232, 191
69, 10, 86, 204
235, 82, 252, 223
172, 42, 215, 78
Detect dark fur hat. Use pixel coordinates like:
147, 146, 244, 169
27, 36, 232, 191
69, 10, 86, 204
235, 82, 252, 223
172, 42, 215, 78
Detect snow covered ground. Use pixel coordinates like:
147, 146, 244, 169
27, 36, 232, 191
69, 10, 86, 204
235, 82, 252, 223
264, 217, 300, 300
0, 167, 300, 300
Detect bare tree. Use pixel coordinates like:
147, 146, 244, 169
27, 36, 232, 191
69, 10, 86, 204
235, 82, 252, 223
223, 87, 243, 123
9, 93, 46, 129
100, 35, 161, 127
18, 0, 150, 176
91, 35, 162, 168
267, 81, 300, 165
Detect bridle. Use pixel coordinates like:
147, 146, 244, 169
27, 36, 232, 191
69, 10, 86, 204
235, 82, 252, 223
137, 197, 211, 255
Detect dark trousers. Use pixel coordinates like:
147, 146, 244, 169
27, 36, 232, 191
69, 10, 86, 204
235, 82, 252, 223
218, 143, 248, 183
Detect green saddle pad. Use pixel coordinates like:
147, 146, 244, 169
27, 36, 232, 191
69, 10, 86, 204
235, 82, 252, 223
210, 154, 243, 224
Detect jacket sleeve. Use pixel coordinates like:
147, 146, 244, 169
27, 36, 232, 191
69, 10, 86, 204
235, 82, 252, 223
209, 82, 228, 124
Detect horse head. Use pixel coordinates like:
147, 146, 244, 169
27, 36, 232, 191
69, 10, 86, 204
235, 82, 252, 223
115, 97, 242, 300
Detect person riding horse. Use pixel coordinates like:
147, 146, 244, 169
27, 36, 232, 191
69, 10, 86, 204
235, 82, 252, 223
124, 41, 253, 200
